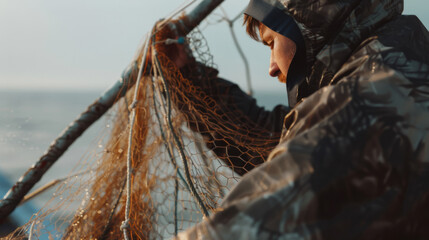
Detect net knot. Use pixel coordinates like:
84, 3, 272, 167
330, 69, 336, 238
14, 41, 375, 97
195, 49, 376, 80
129, 100, 138, 110
164, 37, 186, 45
120, 220, 130, 231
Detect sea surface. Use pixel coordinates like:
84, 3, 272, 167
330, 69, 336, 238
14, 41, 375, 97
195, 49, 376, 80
0, 90, 111, 207
0, 88, 286, 216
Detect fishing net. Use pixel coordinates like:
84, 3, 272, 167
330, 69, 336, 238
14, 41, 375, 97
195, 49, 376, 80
4, 15, 281, 240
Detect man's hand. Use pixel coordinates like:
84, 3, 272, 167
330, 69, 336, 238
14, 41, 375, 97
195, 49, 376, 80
148, 20, 195, 70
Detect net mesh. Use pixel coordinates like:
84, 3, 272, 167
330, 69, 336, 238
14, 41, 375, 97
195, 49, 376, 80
5, 16, 281, 240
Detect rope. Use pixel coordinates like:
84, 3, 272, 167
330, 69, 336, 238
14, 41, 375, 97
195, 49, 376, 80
122, 33, 151, 240
28, 220, 36, 240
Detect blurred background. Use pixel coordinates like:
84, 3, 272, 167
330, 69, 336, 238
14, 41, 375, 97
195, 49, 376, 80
0, 0, 428, 231
1, 0, 427, 92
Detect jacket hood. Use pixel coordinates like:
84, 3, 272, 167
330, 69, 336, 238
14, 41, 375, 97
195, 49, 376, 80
288, 0, 403, 98
247, 0, 404, 105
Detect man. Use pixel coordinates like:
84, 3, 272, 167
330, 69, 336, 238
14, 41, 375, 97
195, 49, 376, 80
161, 0, 429, 238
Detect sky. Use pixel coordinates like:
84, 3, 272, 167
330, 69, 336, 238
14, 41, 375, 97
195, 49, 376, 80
0, 0, 428, 93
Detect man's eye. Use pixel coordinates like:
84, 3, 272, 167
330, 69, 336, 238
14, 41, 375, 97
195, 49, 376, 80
263, 39, 273, 48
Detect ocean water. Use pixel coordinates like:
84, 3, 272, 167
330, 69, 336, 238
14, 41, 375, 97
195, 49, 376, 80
0, 90, 107, 207
0, 88, 286, 217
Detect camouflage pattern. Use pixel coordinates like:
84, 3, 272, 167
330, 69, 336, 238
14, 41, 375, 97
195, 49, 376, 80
176, 0, 429, 239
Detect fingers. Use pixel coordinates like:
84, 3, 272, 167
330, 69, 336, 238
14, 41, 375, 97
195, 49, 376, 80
152, 20, 195, 69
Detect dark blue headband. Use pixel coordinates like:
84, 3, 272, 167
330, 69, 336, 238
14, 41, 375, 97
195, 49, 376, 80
244, 0, 304, 47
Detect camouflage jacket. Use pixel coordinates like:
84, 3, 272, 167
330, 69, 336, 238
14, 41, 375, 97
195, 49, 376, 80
177, 0, 429, 239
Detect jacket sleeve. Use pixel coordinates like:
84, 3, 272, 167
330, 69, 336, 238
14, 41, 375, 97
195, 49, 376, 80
170, 63, 290, 175
174, 66, 429, 239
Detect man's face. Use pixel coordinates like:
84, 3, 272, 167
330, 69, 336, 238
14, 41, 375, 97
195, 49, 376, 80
259, 24, 296, 83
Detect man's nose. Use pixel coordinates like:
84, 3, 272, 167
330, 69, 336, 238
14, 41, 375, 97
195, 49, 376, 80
269, 54, 280, 77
